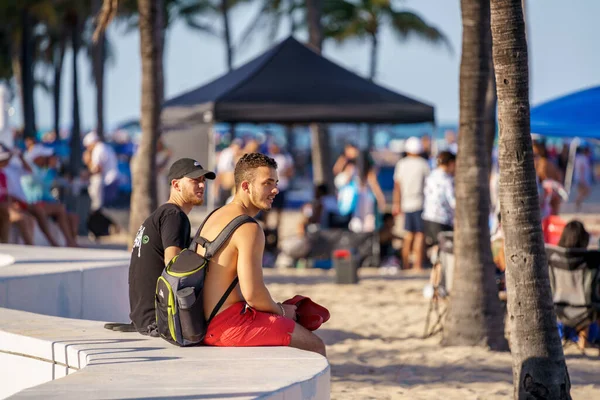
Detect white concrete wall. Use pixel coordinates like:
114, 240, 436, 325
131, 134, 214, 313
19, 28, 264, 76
0, 308, 330, 400
0, 352, 76, 399
0, 245, 130, 323
0, 246, 330, 399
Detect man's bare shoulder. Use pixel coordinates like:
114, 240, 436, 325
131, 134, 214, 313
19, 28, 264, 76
233, 221, 264, 247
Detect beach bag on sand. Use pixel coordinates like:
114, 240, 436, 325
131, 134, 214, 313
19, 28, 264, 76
155, 210, 256, 346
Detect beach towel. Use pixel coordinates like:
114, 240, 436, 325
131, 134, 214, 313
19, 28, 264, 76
283, 295, 330, 331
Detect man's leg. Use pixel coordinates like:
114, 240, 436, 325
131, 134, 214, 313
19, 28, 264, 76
289, 323, 327, 357
68, 212, 80, 238
8, 206, 35, 245
28, 204, 60, 247
43, 203, 78, 247
402, 232, 414, 269
0, 204, 9, 243
412, 212, 425, 270
413, 232, 425, 271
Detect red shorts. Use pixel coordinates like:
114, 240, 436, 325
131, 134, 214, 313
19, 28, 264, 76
203, 302, 295, 347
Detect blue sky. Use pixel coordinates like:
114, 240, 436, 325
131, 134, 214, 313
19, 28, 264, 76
18, 0, 600, 131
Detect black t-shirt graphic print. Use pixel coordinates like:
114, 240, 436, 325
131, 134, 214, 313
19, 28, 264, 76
128, 203, 191, 333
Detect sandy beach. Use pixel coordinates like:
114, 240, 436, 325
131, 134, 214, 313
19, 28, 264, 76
265, 267, 600, 400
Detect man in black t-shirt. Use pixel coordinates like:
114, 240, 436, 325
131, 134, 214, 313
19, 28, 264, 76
128, 158, 215, 335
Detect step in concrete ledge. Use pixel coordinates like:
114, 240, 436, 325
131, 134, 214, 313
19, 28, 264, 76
0, 307, 330, 399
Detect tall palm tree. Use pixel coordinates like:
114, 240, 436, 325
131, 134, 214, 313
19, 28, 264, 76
324, 0, 451, 80
305, 0, 332, 189
92, 0, 107, 139
95, 0, 163, 241
441, 0, 507, 351
66, 8, 83, 176
490, 0, 571, 398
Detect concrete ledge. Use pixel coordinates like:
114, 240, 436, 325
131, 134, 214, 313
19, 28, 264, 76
0, 308, 330, 399
0, 245, 330, 399
0, 244, 131, 322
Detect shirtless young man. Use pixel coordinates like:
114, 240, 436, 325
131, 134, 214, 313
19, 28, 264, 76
198, 153, 326, 356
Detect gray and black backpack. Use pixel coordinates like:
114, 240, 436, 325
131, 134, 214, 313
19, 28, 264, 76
155, 210, 256, 346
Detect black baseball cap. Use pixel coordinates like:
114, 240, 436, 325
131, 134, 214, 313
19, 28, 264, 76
167, 158, 216, 184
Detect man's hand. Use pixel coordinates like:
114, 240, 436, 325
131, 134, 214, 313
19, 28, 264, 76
281, 304, 297, 320
392, 204, 402, 217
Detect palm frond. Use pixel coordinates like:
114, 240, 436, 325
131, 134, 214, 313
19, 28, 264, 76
388, 9, 453, 53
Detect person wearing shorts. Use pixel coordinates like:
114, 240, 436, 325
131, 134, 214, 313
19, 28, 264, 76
198, 153, 326, 356
393, 137, 430, 270
422, 151, 456, 248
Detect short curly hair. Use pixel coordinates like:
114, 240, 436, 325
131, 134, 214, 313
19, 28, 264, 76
234, 152, 278, 188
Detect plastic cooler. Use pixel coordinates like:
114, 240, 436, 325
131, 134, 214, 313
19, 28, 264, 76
333, 249, 359, 284
542, 216, 567, 245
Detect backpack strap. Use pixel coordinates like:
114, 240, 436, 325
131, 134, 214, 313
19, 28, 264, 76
204, 215, 257, 259
188, 207, 221, 251
207, 277, 239, 325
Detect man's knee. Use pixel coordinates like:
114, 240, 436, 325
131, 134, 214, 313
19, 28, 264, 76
313, 334, 327, 357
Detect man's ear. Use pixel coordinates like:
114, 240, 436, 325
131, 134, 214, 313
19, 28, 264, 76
171, 179, 179, 192
241, 181, 249, 192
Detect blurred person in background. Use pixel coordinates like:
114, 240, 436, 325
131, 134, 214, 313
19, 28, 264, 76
443, 130, 458, 155
243, 138, 260, 155
215, 139, 242, 206
422, 151, 456, 250
557, 143, 570, 182
420, 134, 432, 161
0, 144, 36, 245
574, 146, 593, 212
267, 140, 294, 228
393, 137, 430, 270
558, 220, 590, 249
83, 131, 119, 212
533, 141, 564, 215
333, 142, 359, 176
21, 145, 78, 247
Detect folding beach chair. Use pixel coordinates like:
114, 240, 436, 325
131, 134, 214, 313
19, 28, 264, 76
546, 245, 600, 353
423, 231, 454, 338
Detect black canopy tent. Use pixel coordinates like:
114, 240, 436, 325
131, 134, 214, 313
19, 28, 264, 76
162, 36, 435, 125
160, 37, 435, 208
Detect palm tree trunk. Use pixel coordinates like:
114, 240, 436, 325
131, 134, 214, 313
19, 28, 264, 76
490, 0, 571, 398
369, 32, 378, 81
483, 54, 496, 166
442, 0, 508, 351
20, 8, 36, 139
306, 0, 332, 189
306, 0, 323, 51
53, 34, 66, 138
70, 14, 82, 177
92, 0, 106, 139
129, 0, 163, 241
221, 0, 233, 71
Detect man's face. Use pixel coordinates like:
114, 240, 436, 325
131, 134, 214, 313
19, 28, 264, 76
178, 176, 206, 206
247, 166, 279, 211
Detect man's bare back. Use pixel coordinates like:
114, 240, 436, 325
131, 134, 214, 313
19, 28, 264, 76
198, 204, 263, 318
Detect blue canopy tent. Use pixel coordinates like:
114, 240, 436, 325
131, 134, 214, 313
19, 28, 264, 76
531, 85, 600, 139
530, 85, 600, 193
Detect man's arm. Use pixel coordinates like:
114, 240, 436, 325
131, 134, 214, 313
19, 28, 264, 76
236, 223, 281, 315
392, 181, 401, 216
160, 211, 191, 266
164, 246, 182, 266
